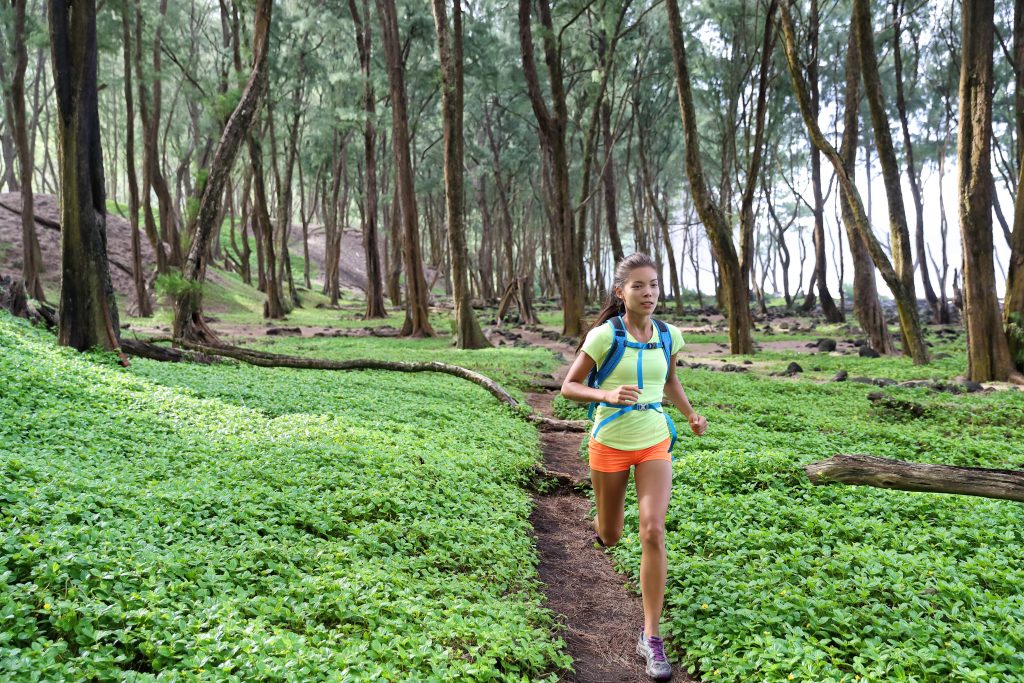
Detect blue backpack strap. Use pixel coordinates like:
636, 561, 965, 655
653, 319, 678, 451
586, 317, 627, 419
654, 319, 673, 379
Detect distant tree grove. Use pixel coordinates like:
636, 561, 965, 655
0, 0, 1021, 376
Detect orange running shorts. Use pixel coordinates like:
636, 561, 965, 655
587, 437, 672, 473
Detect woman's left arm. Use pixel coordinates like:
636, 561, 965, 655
663, 353, 707, 436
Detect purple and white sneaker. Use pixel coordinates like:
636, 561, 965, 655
636, 629, 672, 680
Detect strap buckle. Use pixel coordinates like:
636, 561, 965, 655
633, 402, 650, 411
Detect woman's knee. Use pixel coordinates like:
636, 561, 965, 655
596, 518, 624, 546
638, 516, 665, 548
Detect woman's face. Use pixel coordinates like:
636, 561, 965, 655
616, 266, 659, 317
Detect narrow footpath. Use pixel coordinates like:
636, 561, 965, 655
518, 328, 697, 683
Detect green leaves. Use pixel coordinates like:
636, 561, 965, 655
0, 312, 568, 681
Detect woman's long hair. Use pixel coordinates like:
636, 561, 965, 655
576, 252, 658, 352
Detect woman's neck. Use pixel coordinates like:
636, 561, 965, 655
621, 310, 653, 338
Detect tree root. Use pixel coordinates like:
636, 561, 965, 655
149, 339, 591, 432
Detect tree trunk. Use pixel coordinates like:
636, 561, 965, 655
9, 0, 44, 302
49, 0, 122, 354
249, 133, 284, 319
854, 0, 925, 358
432, 0, 489, 348
1005, 0, 1024, 369
602, 100, 624, 265
839, 28, 895, 354
805, 0, 843, 322
377, 0, 433, 336
805, 454, 1024, 503
173, 0, 272, 342
121, 3, 152, 317
739, 0, 777, 321
665, 0, 753, 353
892, 0, 939, 322
780, 0, 929, 364
518, 0, 585, 338
349, 0, 387, 319
957, 0, 1022, 382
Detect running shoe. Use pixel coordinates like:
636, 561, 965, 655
636, 629, 672, 680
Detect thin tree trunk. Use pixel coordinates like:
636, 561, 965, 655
892, 0, 939, 322
350, 0, 387, 319
49, 0, 122, 354
173, 0, 273, 342
121, 3, 152, 317
519, 0, 584, 337
807, 0, 843, 321
839, 27, 894, 354
739, 0, 777, 322
377, 0, 433, 336
854, 0, 926, 359
10, 0, 44, 301
665, 0, 753, 353
432, 0, 489, 348
249, 133, 284, 319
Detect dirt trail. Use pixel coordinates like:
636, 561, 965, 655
520, 327, 697, 683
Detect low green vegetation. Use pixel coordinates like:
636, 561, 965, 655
0, 312, 569, 681
556, 368, 1024, 681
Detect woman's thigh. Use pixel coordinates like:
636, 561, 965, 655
634, 459, 673, 536
591, 468, 630, 536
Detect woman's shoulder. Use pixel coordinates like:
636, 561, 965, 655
657, 320, 685, 350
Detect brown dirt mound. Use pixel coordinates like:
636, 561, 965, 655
0, 193, 155, 314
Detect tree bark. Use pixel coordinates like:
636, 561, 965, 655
957, 0, 1023, 382
121, 3, 152, 317
805, 454, 1024, 503
602, 100, 624, 265
432, 0, 490, 349
1005, 0, 1024, 369
49, 0, 122, 355
839, 25, 894, 354
854, 0, 925, 358
9, 0, 44, 301
349, 0, 387, 319
806, 0, 843, 322
739, 0, 777, 321
249, 133, 285, 319
665, 0, 753, 354
892, 0, 939, 322
518, 0, 585, 338
780, 0, 929, 364
173, 0, 272, 343
377, 0, 433, 337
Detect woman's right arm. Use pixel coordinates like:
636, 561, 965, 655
560, 353, 640, 405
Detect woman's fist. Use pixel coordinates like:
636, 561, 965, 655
688, 413, 708, 436
603, 385, 641, 405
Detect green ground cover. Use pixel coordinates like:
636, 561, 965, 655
555, 369, 1024, 681
0, 312, 570, 681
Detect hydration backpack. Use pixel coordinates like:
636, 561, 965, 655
585, 316, 678, 450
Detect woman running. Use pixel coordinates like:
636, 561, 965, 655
561, 252, 707, 681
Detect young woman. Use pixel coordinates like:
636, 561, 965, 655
561, 252, 707, 681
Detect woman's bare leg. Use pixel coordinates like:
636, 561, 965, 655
634, 459, 673, 636
590, 468, 629, 546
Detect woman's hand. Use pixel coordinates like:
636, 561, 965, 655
688, 413, 708, 436
603, 385, 641, 405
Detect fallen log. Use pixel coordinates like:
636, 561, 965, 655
174, 339, 589, 433
805, 454, 1024, 502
